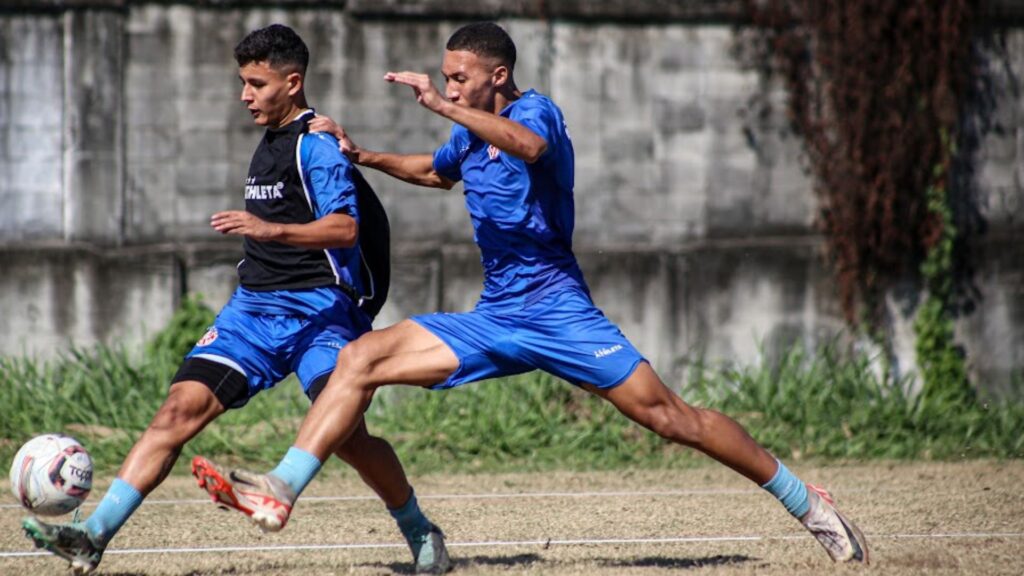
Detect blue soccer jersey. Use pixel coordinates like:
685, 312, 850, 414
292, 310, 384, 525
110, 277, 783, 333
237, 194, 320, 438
417, 91, 647, 390
433, 90, 585, 307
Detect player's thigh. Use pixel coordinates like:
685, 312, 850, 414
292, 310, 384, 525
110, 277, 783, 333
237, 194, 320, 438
148, 379, 226, 432
333, 319, 461, 388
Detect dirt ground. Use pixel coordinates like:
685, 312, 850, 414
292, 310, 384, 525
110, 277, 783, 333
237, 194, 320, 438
1, 460, 1022, 575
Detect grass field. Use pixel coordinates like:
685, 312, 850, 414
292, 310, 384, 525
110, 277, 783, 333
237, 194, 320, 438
2, 460, 1022, 575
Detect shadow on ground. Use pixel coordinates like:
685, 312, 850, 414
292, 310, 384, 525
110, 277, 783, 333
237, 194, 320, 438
367, 552, 754, 574
599, 554, 755, 569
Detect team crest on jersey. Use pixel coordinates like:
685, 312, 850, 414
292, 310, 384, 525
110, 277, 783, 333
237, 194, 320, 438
196, 328, 218, 346
487, 144, 500, 160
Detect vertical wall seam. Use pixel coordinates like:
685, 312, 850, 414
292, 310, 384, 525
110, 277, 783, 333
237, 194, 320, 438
61, 10, 72, 241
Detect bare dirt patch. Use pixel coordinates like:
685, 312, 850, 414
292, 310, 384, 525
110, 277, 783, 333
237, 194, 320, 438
2, 460, 1022, 575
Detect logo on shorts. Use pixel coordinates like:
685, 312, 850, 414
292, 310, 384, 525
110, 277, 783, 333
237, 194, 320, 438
487, 144, 500, 160
196, 328, 218, 347
593, 344, 623, 358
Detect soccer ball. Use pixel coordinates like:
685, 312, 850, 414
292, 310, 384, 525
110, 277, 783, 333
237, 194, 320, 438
9, 434, 93, 516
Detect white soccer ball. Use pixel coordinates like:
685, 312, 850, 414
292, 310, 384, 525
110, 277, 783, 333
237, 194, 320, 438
9, 434, 93, 516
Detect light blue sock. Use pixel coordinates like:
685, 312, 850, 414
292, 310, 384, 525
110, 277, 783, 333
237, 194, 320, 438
388, 489, 431, 541
83, 478, 144, 547
269, 446, 322, 496
761, 459, 810, 518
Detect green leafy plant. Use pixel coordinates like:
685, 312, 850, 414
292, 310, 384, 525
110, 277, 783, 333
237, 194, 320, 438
913, 152, 972, 411
146, 295, 217, 362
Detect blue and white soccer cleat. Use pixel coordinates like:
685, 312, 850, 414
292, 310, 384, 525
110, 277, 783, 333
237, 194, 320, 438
800, 484, 870, 563
406, 522, 453, 574
22, 517, 104, 574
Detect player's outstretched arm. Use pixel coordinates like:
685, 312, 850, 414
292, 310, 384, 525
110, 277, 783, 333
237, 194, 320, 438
385, 71, 547, 163
211, 211, 358, 249
309, 114, 454, 189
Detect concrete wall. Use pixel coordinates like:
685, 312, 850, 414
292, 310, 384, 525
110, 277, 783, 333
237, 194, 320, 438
1, 1, 1022, 393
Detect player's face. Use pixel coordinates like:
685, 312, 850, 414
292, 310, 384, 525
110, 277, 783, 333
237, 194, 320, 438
238, 61, 301, 127
441, 50, 506, 112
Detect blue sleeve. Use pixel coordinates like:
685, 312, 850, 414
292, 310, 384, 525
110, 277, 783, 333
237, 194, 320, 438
432, 125, 469, 182
300, 132, 358, 222
511, 96, 558, 159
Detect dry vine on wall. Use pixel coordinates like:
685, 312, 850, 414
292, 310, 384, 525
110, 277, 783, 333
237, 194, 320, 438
740, 0, 979, 326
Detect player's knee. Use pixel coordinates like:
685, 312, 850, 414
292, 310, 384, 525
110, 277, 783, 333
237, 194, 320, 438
645, 403, 705, 447
148, 389, 214, 437
335, 338, 378, 386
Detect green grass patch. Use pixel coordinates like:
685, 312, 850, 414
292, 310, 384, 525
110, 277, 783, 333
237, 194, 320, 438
685, 346, 1024, 461
1, 299, 1021, 475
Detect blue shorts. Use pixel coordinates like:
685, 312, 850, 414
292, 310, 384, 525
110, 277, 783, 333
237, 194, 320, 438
185, 303, 366, 408
412, 287, 646, 390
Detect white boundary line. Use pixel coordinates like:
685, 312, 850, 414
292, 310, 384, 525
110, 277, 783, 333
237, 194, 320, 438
3, 532, 1023, 559
0, 487, 871, 510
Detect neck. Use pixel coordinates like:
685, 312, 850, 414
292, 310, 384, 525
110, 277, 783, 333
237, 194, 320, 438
275, 98, 309, 128
492, 84, 522, 114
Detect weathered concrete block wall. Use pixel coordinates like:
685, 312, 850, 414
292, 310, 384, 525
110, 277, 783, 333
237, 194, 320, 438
1, 1, 1022, 393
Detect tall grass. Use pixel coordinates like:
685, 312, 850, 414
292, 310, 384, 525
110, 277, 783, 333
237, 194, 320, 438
1, 301, 1021, 475
685, 346, 1024, 460
0, 346, 314, 471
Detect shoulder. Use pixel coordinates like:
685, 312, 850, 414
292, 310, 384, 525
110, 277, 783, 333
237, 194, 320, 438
511, 91, 559, 116
448, 122, 470, 141
300, 132, 348, 166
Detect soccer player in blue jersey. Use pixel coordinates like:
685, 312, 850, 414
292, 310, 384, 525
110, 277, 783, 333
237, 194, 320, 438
194, 22, 869, 564
22, 24, 450, 575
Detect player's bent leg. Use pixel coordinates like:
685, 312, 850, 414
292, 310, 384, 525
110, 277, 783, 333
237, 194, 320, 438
295, 319, 459, 461
336, 420, 453, 574
333, 418, 411, 508
193, 321, 459, 533
119, 380, 226, 492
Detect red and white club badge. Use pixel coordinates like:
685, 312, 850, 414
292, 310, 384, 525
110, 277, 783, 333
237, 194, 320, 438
196, 328, 218, 346
487, 144, 500, 160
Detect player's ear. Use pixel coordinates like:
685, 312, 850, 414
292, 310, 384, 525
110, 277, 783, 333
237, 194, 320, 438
492, 64, 509, 88
286, 71, 304, 97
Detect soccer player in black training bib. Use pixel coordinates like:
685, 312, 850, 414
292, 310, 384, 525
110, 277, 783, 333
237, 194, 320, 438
23, 24, 451, 575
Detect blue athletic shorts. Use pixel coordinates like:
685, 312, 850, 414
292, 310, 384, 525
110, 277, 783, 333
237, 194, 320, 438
184, 303, 365, 408
412, 286, 646, 390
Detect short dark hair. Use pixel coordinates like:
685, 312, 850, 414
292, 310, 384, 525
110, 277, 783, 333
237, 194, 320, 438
446, 22, 516, 71
234, 24, 309, 74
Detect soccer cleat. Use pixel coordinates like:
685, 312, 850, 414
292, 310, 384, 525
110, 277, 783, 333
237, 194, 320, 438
191, 456, 295, 533
800, 484, 870, 563
22, 517, 104, 574
406, 522, 452, 574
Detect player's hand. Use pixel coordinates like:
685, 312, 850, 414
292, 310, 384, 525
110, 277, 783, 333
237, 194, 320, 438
308, 114, 345, 140
210, 211, 281, 242
310, 114, 362, 163
385, 71, 446, 113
